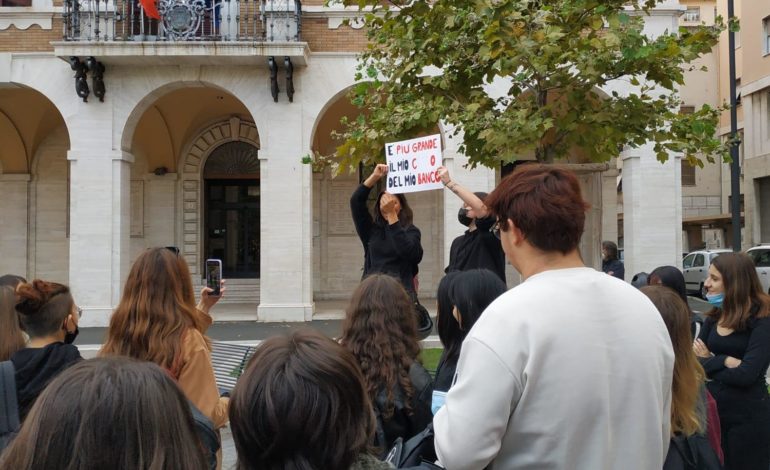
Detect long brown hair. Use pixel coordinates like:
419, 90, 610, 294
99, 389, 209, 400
230, 329, 376, 470
100, 248, 207, 374
0, 286, 25, 361
708, 252, 770, 331
641, 285, 704, 436
0, 357, 208, 470
341, 274, 420, 419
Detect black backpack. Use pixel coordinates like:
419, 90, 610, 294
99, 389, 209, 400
0, 360, 20, 452
188, 402, 220, 470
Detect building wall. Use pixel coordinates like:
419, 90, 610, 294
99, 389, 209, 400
0, 3, 691, 323
716, 0, 770, 248
30, 126, 69, 282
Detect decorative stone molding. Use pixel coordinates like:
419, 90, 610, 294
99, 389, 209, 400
180, 118, 260, 274
327, 16, 364, 30
301, 5, 369, 30
0, 7, 57, 30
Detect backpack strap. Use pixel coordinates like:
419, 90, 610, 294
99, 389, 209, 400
0, 360, 20, 434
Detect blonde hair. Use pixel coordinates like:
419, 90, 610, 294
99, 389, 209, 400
641, 285, 705, 435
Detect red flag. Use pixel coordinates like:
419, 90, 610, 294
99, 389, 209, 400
139, 0, 160, 19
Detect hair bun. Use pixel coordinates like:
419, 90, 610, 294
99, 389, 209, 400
15, 279, 68, 316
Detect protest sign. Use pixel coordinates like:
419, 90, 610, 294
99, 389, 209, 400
384, 134, 443, 194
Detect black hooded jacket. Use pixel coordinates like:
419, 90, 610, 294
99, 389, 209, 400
10, 342, 82, 420
350, 184, 424, 296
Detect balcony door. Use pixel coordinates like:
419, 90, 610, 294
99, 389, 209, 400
203, 142, 260, 278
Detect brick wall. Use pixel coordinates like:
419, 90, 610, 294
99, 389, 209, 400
0, 18, 61, 52
0, 14, 368, 53
302, 17, 367, 52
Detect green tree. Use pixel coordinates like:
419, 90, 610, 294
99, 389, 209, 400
313, 0, 728, 173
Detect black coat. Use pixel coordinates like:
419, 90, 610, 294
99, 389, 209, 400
445, 215, 506, 283
350, 184, 424, 296
373, 361, 434, 456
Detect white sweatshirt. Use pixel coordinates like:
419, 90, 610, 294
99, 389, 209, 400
434, 267, 674, 470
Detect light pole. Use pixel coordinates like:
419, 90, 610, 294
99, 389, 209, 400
727, 0, 741, 252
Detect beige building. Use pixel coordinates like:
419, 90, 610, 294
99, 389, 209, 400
714, 0, 770, 248
678, 0, 728, 251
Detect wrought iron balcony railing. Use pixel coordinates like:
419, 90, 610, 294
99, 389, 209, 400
62, 0, 301, 42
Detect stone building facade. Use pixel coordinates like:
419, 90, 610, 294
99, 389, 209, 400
0, 0, 687, 325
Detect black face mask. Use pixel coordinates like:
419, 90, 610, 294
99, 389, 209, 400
458, 208, 472, 227
64, 326, 79, 345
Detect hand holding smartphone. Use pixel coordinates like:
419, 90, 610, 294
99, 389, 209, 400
205, 259, 223, 296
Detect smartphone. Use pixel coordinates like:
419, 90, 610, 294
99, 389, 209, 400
205, 259, 222, 296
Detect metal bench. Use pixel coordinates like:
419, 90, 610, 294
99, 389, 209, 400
210, 341, 256, 392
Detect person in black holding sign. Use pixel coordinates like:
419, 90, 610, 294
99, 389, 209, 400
438, 166, 506, 283
350, 163, 423, 299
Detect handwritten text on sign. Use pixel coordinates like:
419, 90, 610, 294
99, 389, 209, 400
385, 134, 443, 194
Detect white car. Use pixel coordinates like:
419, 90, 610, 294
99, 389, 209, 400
746, 245, 770, 294
682, 249, 731, 298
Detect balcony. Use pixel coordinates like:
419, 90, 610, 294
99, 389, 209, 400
52, 0, 309, 65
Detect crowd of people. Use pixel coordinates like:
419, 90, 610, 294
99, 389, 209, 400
1, 163, 770, 470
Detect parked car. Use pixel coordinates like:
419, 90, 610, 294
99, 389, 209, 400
682, 249, 731, 298
746, 244, 770, 294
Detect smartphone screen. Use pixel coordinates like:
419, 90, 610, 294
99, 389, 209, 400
205, 259, 222, 296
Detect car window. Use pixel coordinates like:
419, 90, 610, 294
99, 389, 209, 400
694, 254, 705, 268
750, 249, 770, 268
683, 254, 695, 269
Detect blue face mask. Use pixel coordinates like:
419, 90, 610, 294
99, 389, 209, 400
706, 292, 724, 308
431, 390, 447, 415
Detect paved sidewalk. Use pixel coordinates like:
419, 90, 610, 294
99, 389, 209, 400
75, 319, 346, 347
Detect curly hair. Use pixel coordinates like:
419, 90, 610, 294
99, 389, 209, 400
341, 274, 420, 420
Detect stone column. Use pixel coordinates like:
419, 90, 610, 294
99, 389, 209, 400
256, 116, 313, 322
68, 150, 133, 327
0, 174, 30, 278
622, 144, 683, 279
601, 165, 620, 248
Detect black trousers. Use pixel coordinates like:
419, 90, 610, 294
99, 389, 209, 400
720, 405, 770, 470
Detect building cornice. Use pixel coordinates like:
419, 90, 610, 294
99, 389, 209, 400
0, 6, 61, 30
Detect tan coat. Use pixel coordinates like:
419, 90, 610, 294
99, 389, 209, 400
177, 325, 229, 429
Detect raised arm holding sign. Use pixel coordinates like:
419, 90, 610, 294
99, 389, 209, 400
349, 164, 423, 299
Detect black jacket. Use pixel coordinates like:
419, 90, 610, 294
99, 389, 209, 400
445, 216, 506, 282
602, 259, 625, 280
350, 184, 423, 295
10, 342, 82, 421
374, 361, 433, 456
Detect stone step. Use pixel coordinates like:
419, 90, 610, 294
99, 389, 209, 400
194, 279, 260, 304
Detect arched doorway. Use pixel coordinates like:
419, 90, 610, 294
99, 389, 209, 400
203, 141, 261, 278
